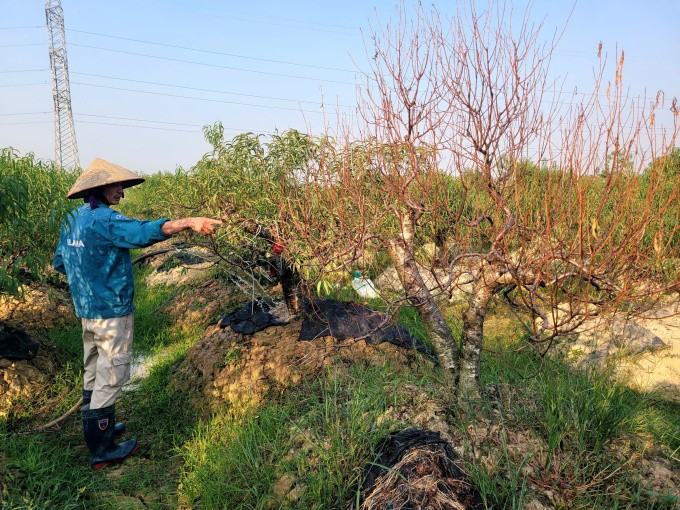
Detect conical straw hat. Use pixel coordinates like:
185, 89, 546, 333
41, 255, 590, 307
67, 158, 145, 199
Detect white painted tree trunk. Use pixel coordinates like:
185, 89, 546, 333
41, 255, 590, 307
458, 280, 494, 402
388, 211, 459, 372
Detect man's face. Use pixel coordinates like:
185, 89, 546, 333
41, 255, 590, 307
101, 183, 124, 205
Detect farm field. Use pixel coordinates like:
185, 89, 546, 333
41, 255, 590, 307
1, 145, 679, 510
2, 2, 680, 507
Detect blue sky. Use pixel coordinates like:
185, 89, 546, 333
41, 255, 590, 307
1, 0, 678, 174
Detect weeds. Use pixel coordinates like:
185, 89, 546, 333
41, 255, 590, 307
2, 224, 679, 509
446, 342, 680, 509
179, 361, 421, 509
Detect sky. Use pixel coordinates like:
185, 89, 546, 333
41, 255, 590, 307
1, 0, 678, 175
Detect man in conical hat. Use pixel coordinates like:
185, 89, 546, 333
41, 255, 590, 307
53, 158, 221, 469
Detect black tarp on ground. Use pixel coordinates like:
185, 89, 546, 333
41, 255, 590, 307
359, 428, 484, 510
0, 322, 40, 360
156, 252, 207, 272
299, 299, 435, 358
216, 299, 289, 335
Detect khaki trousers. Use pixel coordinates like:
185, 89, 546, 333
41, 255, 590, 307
82, 313, 134, 409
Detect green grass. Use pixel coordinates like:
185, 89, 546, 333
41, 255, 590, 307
446, 341, 680, 509
0, 265, 203, 509
0, 343, 203, 509
2, 257, 679, 509
178, 361, 429, 509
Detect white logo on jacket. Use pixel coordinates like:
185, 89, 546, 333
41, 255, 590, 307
67, 239, 85, 247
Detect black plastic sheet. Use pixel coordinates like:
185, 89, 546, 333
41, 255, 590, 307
299, 299, 435, 358
217, 299, 289, 335
0, 322, 40, 360
156, 252, 206, 273
360, 428, 484, 509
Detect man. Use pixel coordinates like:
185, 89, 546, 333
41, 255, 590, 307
53, 158, 221, 469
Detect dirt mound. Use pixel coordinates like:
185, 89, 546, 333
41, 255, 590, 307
0, 284, 76, 333
142, 248, 218, 288
179, 319, 425, 410
163, 277, 237, 334
0, 341, 70, 420
0, 284, 77, 422
564, 303, 680, 401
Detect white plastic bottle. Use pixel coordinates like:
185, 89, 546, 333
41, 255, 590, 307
351, 271, 378, 299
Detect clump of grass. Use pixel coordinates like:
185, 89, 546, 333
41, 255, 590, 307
178, 361, 435, 509
449, 339, 680, 509
0, 267, 206, 509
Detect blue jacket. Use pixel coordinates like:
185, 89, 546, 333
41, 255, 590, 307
53, 201, 171, 319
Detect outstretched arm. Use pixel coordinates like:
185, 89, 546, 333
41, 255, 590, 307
161, 217, 222, 236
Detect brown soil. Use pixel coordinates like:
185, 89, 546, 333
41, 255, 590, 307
0, 342, 72, 421
162, 277, 238, 334
0, 283, 77, 422
179, 319, 423, 411
0, 284, 76, 333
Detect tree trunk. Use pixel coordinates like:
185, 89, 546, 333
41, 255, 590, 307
434, 227, 450, 267
388, 212, 459, 372
279, 257, 302, 316
236, 219, 302, 317
457, 281, 494, 402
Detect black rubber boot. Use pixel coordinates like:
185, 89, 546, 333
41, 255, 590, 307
82, 390, 125, 435
81, 404, 138, 470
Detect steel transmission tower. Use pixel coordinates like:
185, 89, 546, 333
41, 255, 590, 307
45, 0, 80, 169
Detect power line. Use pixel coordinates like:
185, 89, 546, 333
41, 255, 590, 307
71, 71, 353, 108
75, 119, 277, 134
70, 81, 347, 115
0, 119, 197, 132
0, 111, 50, 116
1, 114, 671, 139
554, 49, 680, 64
68, 43, 357, 85
179, 6, 360, 32
0, 83, 673, 131
74, 113, 276, 133
0, 83, 49, 87
68, 29, 356, 73
0, 117, 276, 134
1, 23, 678, 63
0, 111, 269, 132
0, 69, 49, 73
0, 67, 670, 109
75, 113, 204, 127
0, 43, 44, 48
0, 121, 52, 125
148, 4, 359, 35
75, 119, 201, 133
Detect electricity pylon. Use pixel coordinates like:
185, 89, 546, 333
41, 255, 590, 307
45, 0, 80, 169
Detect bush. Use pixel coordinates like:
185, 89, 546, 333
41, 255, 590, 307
0, 148, 77, 297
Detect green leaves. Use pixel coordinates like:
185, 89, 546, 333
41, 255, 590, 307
0, 147, 77, 298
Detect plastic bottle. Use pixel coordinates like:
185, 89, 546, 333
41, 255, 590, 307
351, 270, 378, 299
